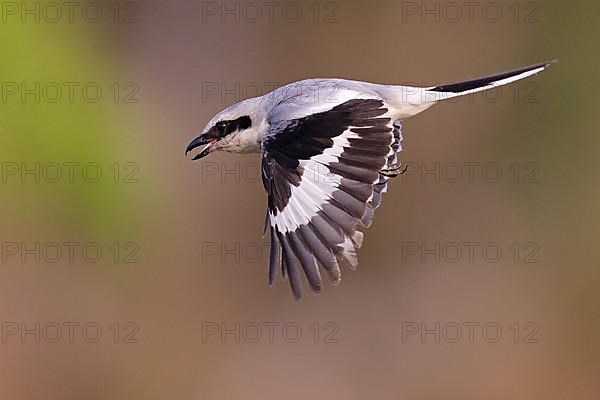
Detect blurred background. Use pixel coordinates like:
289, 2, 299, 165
0, 0, 599, 398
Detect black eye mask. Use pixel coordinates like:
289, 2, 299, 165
207, 115, 252, 140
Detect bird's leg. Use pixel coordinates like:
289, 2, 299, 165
379, 163, 408, 178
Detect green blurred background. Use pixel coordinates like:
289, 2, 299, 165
0, 0, 599, 398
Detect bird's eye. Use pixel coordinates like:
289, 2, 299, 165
216, 121, 227, 133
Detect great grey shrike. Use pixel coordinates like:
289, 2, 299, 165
186, 61, 552, 299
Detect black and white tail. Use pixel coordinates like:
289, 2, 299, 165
422, 60, 554, 102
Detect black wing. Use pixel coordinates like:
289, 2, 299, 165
261, 98, 404, 298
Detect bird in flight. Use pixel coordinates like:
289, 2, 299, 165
186, 61, 552, 299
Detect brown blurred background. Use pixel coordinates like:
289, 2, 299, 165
0, 0, 599, 399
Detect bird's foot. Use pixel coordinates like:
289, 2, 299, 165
379, 163, 408, 178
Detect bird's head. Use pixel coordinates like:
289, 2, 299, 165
185, 98, 264, 160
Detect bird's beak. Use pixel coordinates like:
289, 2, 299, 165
185, 134, 217, 160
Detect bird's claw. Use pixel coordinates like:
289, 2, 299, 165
379, 163, 408, 178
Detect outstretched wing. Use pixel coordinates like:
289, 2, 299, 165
261, 97, 404, 298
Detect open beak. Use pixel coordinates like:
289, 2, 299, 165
185, 135, 217, 160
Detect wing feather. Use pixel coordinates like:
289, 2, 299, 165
261, 97, 405, 298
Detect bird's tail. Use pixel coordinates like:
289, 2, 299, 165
414, 60, 554, 104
